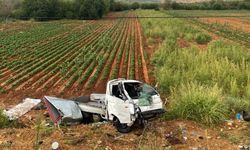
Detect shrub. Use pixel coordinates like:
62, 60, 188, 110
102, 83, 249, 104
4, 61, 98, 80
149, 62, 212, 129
140, 3, 159, 10
0, 109, 10, 128
131, 2, 140, 10
165, 83, 228, 126
195, 32, 212, 44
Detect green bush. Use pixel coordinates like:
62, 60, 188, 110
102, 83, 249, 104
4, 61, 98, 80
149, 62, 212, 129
0, 110, 10, 128
195, 32, 212, 44
165, 83, 228, 126
140, 3, 159, 10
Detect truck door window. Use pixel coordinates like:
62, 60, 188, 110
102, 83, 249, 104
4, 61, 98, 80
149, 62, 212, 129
112, 85, 123, 99
112, 84, 127, 100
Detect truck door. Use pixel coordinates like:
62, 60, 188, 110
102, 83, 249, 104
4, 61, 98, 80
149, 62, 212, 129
107, 84, 131, 124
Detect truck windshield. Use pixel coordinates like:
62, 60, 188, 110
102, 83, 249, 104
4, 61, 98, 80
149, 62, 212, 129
124, 82, 157, 99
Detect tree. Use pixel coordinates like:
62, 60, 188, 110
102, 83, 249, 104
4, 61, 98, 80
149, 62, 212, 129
58, 0, 75, 19
47, 0, 60, 18
77, 0, 105, 19
163, 0, 172, 10
22, 0, 50, 20
140, 3, 159, 10
131, 2, 139, 10
103, 0, 111, 14
0, 0, 15, 19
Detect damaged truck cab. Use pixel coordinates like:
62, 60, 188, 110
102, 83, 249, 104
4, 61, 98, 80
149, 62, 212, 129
105, 79, 165, 132
44, 79, 165, 133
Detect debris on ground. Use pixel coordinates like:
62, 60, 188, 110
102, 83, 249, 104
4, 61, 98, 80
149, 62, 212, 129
43, 96, 83, 125
63, 136, 86, 145
239, 144, 249, 150
243, 111, 250, 122
165, 132, 183, 145
3, 98, 41, 120
51, 141, 59, 150
106, 133, 124, 142
92, 121, 108, 127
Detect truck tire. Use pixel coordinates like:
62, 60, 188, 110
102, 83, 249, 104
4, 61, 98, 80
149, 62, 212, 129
243, 111, 250, 122
82, 112, 94, 124
113, 118, 131, 133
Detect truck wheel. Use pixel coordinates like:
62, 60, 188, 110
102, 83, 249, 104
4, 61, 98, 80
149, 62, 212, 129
114, 118, 131, 133
82, 112, 94, 124
243, 111, 250, 122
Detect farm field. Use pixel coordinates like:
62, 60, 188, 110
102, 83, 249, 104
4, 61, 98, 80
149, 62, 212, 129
0, 12, 150, 106
168, 10, 250, 48
0, 9, 250, 149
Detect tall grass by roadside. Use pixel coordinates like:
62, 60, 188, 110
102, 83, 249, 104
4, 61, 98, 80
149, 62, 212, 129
155, 40, 250, 97
137, 10, 250, 125
165, 83, 228, 125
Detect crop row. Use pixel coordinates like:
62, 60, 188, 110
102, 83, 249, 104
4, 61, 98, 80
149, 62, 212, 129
192, 19, 250, 48
0, 12, 148, 94
0, 22, 106, 90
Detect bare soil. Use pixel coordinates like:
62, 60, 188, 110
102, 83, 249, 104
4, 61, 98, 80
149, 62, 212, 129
0, 115, 247, 149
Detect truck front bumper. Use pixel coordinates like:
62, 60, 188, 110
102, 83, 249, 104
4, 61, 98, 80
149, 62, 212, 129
141, 109, 165, 119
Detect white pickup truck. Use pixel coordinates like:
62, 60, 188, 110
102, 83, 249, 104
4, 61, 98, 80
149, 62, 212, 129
43, 79, 165, 133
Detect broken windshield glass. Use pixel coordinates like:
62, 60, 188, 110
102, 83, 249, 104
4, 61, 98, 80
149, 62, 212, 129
124, 82, 157, 106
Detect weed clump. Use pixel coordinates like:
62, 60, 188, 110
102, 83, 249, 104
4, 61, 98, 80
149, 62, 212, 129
165, 83, 228, 126
0, 109, 10, 128
195, 32, 212, 44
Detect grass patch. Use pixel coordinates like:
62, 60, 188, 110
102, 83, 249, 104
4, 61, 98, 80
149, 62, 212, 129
165, 83, 228, 126
219, 131, 249, 144
195, 32, 212, 44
